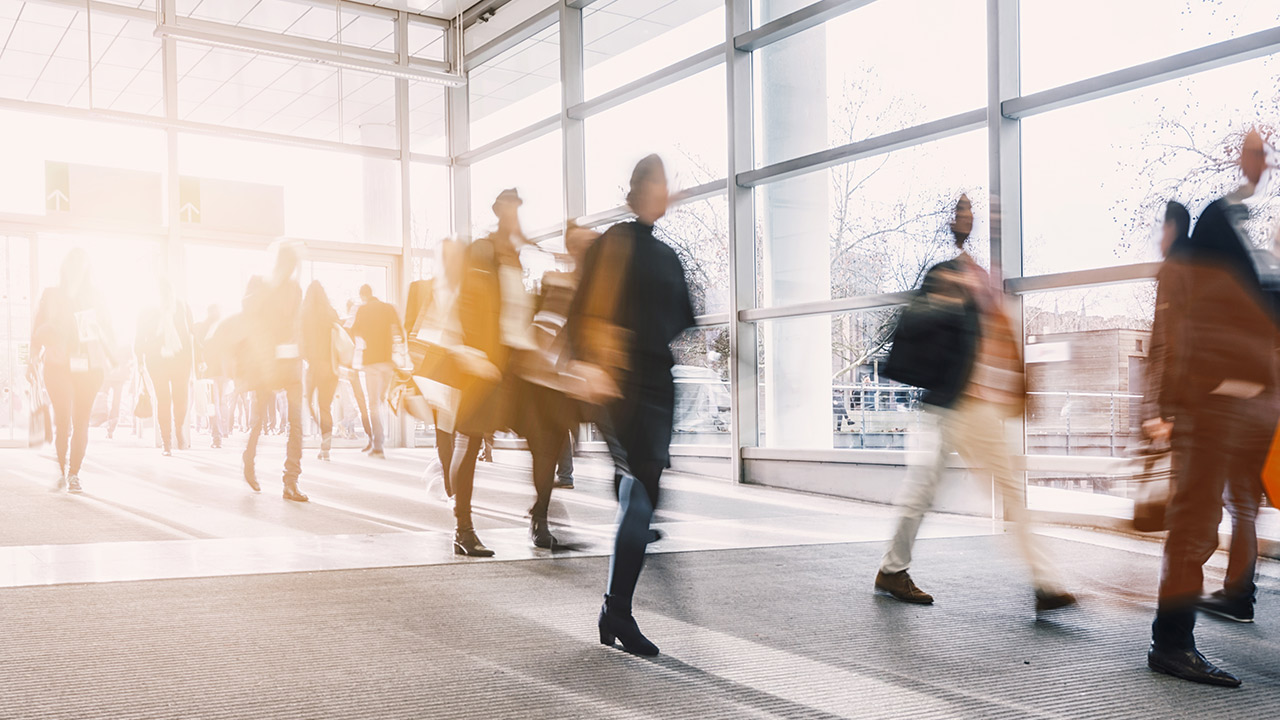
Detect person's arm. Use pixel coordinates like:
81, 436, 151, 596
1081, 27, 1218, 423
350, 304, 368, 341
1145, 262, 1189, 442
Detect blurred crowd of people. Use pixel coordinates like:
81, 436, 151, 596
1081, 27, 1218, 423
28, 154, 690, 657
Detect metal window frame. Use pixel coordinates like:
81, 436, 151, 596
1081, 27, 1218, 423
454, 114, 562, 166
463, 5, 559, 71
568, 46, 726, 120
734, 0, 877, 52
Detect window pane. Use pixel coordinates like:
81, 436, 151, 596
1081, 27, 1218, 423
1024, 284, 1155, 458
756, 310, 927, 449
407, 20, 446, 62
658, 193, 729, 316
409, 80, 448, 156
340, 69, 397, 149
755, 129, 989, 308
338, 4, 396, 53
0, 108, 167, 220
470, 131, 563, 236
179, 133, 402, 245
411, 163, 452, 252
753, 0, 985, 168
179, 0, 337, 43
752, 0, 822, 27
584, 66, 726, 213
672, 325, 731, 445
583, 0, 724, 99
1021, 53, 1280, 277
468, 25, 560, 148
1021, 1, 1280, 94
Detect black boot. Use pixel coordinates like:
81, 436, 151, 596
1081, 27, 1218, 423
598, 595, 658, 657
453, 528, 495, 557
1148, 644, 1241, 687
530, 516, 557, 549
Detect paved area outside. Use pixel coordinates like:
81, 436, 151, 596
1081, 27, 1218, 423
1, 535, 1276, 719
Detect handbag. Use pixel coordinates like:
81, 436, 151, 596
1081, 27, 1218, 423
388, 369, 432, 422
1260, 418, 1280, 509
1131, 439, 1172, 531
134, 373, 154, 420
27, 364, 51, 448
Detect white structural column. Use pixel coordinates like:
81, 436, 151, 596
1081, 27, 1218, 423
988, 0, 1024, 513
758, 0, 832, 449
446, 22, 472, 237
160, 0, 183, 297
559, 1, 586, 223
361, 123, 399, 248
726, 0, 758, 480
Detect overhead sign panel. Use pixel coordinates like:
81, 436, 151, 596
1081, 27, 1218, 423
44, 161, 163, 227
181, 176, 284, 237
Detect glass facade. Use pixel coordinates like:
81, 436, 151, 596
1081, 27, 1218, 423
2, 0, 1279, 537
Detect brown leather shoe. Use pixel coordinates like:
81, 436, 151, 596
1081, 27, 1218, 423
875, 570, 934, 604
1035, 590, 1077, 613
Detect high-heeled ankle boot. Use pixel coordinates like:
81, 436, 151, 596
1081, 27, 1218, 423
530, 516, 557, 549
454, 528, 495, 557
598, 595, 659, 656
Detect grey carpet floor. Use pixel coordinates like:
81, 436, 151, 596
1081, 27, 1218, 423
0, 534, 1276, 719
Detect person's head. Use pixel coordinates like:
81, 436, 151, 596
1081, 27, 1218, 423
358, 284, 374, 303
492, 188, 523, 230
950, 194, 973, 248
59, 248, 90, 293
1242, 127, 1268, 187
303, 280, 331, 315
1161, 201, 1191, 258
242, 275, 264, 311
267, 239, 302, 286
627, 154, 669, 225
564, 220, 600, 268
439, 237, 467, 288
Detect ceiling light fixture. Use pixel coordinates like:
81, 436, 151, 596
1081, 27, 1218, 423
155, 23, 467, 87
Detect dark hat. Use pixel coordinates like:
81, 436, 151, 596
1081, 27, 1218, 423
493, 188, 523, 210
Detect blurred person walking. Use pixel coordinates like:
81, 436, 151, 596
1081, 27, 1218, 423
351, 284, 405, 458
343, 298, 374, 449
405, 237, 467, 501
193, 304, 226, 448
302, 281, 342, 462
1144, 130, 1277, 688
99, 342, 132, 440
572, 155, 695, 656
136, 280, 195, 456
31, 248, 117, 493
875, 194, 1075, 613
446, 189, 527, 557
241, 241, 309, 502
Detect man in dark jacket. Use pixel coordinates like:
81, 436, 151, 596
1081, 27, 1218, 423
352, 284, 405, 458
1144, 129, 1277, 688
876, 195, 1073, 613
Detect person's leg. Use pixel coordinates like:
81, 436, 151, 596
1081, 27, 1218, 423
105, 380, 123, 437
556, 430, 575, 486
880, 406, 951, 575
152, 367, 174, 452
1222, 471, 1262, 601
208, 378, 223, 447
600, 462, 662, 656
242, 390, 265, 491
434, 412, 454, 496
528, 430, 562, 547
952, 399, 1067, 598
450, 433, 482, 531
365, 363, 392, 452
68, 370, 102, 479
282, 381, 305, 500
46, 365, 72, 478
171, 363, 190, 449
318, 372, 337, 456
482, 432, 495, 462
350, 370, 373, 447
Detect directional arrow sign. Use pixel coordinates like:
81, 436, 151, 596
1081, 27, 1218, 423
179, 175, 201, 224
45, 161, 70, 213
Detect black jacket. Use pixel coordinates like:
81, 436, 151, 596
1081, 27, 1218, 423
883, 258, 980, 408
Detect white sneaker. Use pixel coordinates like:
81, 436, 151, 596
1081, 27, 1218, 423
67, 475, 83, 494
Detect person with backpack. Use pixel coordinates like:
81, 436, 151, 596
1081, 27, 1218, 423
877, 194, 1074, 614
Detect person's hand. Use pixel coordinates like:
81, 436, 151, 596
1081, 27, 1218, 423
567, 362, 621, 405
455, 348, 501, 383
1142, 418, 1173, 444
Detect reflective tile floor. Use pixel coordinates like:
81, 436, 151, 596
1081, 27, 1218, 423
0, 432, 1002, 588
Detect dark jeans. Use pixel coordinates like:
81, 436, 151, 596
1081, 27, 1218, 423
46, 365, 103, 477
1153, 392, 1276, 649
1223, 462, 1264, 600
306, 368, 338, 452
606, 462, 662, 609
244, 383, 303, 486
556, 431, 574, 482
149, 358, 191, 451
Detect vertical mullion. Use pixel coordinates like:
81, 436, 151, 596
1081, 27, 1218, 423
396, 10, 414, 447
446, 17, 471, 237
988, 0, 1023, 513
727, 0, 758, 483
560, 1, 586, 223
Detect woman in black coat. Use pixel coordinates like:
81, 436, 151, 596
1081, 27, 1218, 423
572, 155, 695, 656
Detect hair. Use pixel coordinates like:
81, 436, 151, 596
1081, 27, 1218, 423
1164, 201, 1191, 245
266, 239, 302, 284
626, 154, 666, 209
303, 280, 332, 319
59, 247, 90, 292
950, 193, 972, 248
